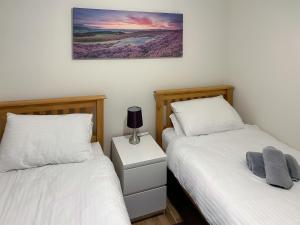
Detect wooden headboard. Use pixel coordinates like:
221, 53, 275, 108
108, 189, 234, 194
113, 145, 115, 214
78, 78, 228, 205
154, 85, 234, 147
0, 95, 106, 147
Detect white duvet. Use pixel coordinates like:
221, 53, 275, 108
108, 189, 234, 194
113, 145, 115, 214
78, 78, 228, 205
0, 143, 130, 225
167, 125, 300, 225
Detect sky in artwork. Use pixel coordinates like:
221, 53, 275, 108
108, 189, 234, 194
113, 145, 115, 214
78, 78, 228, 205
73, 8, 183, 30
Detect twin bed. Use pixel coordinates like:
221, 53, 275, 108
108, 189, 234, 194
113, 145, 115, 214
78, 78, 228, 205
1, 86, 300, 225
155, 85, 300, 225
0, 96, 130, 225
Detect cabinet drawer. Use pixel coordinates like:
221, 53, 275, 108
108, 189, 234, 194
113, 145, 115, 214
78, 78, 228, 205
124, 186, 166, 220
123, 161, 166, 195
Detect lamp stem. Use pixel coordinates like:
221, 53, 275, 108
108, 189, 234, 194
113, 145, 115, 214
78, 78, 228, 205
129, 128, 140, 145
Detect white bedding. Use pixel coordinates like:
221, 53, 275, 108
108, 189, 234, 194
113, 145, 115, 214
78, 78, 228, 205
0, 142, 130, 225
162, 128, 179, 150
166, 125, 300, 225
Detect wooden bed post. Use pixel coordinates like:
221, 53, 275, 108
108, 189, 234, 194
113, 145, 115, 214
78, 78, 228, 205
226, 86, 234, 105
155, 95, 164, 147
96, 99, 105, 148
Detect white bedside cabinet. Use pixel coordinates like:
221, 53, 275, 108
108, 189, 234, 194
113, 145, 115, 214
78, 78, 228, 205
111, 134, 167, 221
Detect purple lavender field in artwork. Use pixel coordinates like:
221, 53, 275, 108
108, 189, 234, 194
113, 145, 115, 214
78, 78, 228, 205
72, 8, 183, 59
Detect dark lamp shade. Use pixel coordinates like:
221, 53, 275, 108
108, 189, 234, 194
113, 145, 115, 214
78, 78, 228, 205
127, 106, 143, 128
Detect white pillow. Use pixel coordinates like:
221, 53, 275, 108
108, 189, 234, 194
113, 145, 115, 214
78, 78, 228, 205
171, 96, 244, 136
0, 113, 93, 172
169, 113, 185, 136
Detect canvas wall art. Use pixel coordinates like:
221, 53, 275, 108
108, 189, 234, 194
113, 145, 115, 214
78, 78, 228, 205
72, 8, 183, 59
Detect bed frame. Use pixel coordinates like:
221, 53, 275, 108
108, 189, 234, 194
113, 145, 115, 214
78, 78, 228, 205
0, 95, 106, 147
154, 85, 235, 222
154, 85, 234, 147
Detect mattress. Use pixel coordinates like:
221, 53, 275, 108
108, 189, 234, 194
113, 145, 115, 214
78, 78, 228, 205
0, 142, 130, 225
167, 125, 300, 225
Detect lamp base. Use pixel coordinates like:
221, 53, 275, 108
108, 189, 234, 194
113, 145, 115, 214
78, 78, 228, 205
129, 128, 140, 145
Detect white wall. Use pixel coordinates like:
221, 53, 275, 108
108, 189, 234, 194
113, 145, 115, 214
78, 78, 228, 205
228, 0, 300, 149
0, 0, 228, 154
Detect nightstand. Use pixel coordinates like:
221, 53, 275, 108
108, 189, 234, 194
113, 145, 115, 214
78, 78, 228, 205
111, 134, 167, 221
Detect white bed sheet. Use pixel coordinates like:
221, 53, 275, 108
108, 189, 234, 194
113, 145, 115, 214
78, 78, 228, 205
162, 128, 179, 150
167, 125, 300, 225
0, 142, 130, 225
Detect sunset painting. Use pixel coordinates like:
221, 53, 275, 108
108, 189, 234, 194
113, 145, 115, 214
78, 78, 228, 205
72, 8, 183, 59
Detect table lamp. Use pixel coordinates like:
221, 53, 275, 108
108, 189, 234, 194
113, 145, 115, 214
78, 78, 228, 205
127, 106, 143, 144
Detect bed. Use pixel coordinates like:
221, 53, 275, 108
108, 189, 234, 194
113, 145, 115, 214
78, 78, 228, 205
155, 86, 300, 225
0, 96, 130, 225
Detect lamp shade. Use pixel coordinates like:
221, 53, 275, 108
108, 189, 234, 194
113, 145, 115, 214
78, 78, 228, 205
127, 106, 143, 128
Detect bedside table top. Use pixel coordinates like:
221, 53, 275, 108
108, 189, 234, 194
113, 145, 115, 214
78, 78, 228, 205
112, 134, 166, 169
